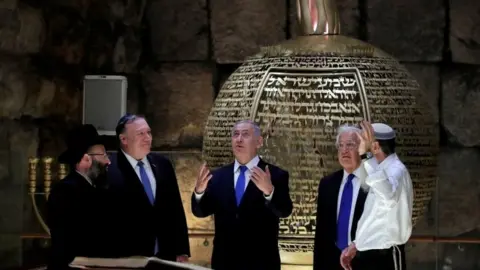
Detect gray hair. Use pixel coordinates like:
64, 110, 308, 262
335, 124, 361, 146
232, 119, 261, 136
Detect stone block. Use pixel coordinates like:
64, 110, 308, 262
0, 185, 23, 233
437, 231, 480, 270
0, 56, 81, 120
403, 63, 440, 123
450, 0, 480, 64
405, 242, 439, 270
0, 0, 17, 9
168, 151, 214, 232
143, 63, 214, 148
366, 0, 444, 61
210, 0, 287, 63
437, 147, 480, 236
289, 0, 360, 38
0, 119, 39, 186
441, 65, 480, 147
0, 234, 21, 269
146, 0, 208, 61
0, 4, 45, 54
113, 26, 143, 73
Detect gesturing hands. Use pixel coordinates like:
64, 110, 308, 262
251, 165, 274, 196
195, 162, 212, 194
356, 120, 375, 155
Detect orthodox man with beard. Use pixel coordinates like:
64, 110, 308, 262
47, 124, 113, 270
340, 121, 413, 270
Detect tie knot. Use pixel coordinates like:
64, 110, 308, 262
347, 174, 355, 182
137, 161, 144, 167
239, 165, 248, 173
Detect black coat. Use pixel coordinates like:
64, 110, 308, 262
313, 169, 367, 270
191, 159, 293, 270
106, 151, 190, 260
46, 171, 115, 270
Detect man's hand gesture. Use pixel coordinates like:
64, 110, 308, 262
356, 120, 375, 155
251, 165, 274, 196
195, 162, 212, 194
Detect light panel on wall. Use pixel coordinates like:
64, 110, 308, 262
83, 75, 127, 136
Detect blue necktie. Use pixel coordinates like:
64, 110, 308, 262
138, 161, 158, 254
138, 161, 154, 205
337, 173, 355, 250
235, 166, 248, 206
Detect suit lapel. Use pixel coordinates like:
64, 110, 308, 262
146, 154, 160, 205
330, 171, 343, 238
117, 150, 152, 206
223, 163, 238, 210
238, 159, 265, 208
351, 188, 367, 241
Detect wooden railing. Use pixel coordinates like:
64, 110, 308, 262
20, 233, 480, 244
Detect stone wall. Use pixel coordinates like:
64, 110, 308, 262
0, 0, 479, 269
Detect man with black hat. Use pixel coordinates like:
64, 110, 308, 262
340, 120, 412, 270
46, 124, 113, 270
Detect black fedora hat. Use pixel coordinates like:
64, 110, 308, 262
58, 124, 104, 165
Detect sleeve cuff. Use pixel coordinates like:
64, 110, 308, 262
264, 187, 274, 201
194, 191, 204, 201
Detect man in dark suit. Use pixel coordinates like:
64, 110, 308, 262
107, 114, 190, 262
47, 124, 113, 270
313, 124, 368, 270
191, 119, 293, 270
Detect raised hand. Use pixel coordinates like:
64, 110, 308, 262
195, 162, 212, 194
251, 165, 274, 196
356, 120, 375, 155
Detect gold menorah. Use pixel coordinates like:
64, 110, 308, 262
28, 156, 69, 235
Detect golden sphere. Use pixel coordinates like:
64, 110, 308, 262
202, 1, 439, 266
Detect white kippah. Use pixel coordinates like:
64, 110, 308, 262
372, 123, 396, 140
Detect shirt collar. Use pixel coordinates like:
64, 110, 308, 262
122, 150, 149, 168
343, 163, 368, 182
377, 153, 397, 170
234, 155, 260, 172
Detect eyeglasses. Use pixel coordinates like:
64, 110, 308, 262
336, 142, 358, 150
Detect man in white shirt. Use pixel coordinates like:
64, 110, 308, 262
191, 119, 293, 270
313, 124, 369, 270
340, 121, 413, 270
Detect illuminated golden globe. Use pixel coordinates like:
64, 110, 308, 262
202, 0, 439, 267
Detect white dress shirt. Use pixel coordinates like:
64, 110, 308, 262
337, 165, 367, 245
195, 155, 274, 201
122, 150, 157, 198
354, 153, 413, 251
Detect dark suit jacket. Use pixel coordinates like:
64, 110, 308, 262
313, 169, 367, 270
106, 150, 190, 260
191, 159, 293, 270
46, 172, 114, 270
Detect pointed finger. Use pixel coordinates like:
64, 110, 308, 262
265, 165, 271, 177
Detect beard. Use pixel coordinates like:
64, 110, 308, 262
86, 159, 108, 187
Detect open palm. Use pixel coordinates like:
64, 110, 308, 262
356, 120, 375, 155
